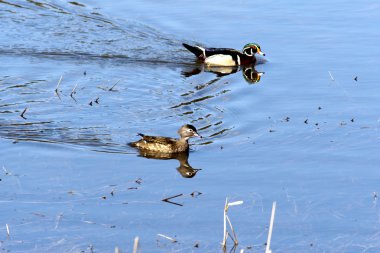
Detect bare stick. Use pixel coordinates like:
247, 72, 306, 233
55, 75, 63, 93
328, 71, 335, 81
265, 201, 277, 253
6, 224, 10, 238
162, 193, 183, 206
20, 107, 28, 119
109, 79, 121, 91
133, 236, 139, 253
162, 193, 183, 201
157, 233, 177, 243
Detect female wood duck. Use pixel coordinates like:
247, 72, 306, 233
183, 42, 265, 67
129, 124, 201, 153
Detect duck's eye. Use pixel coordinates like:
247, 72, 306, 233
187, 129, 193, 132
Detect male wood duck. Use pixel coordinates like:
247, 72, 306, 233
129, 124, 201, 153
183, 43, 265, 67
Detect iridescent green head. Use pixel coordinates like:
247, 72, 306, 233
243, 43, 265, 57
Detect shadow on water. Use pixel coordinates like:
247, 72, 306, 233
182, 64, 264, 84
135, 150, 201, 178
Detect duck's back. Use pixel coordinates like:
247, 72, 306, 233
129, 135, 188, 153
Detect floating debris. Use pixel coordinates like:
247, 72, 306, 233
190, 191, 202, 197
304, 119, 308, 124
354, 76, 358, 81
20, 107, 28, 119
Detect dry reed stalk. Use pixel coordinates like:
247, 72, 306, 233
225, 215, 238, 245
222, 198, 228, 247
6, 224, 10, 238
133, 236, 139, 253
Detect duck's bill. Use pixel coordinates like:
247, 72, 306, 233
194, 132, 202, 138
258, 51, 266, 56
257, 72, 265, 76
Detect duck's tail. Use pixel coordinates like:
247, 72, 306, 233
182, 43, 205, 58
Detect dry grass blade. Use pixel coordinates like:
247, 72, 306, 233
157, 233, 177, 243
55, 75, 63, 93
265, 201, 277, 253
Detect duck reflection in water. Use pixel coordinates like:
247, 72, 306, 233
182, 64, 264, 84
135, 150, 200, 178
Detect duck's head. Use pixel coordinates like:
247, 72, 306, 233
178, 124, 202, 140
243, 43, 265, 57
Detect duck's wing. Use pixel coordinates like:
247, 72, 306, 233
140, 135, 177, 145
205, 48, 241, 57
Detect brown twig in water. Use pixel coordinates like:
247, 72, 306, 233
20, 107, 28, 119
109, 79, 121, 91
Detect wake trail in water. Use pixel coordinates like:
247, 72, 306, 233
0, 0, 191, 63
